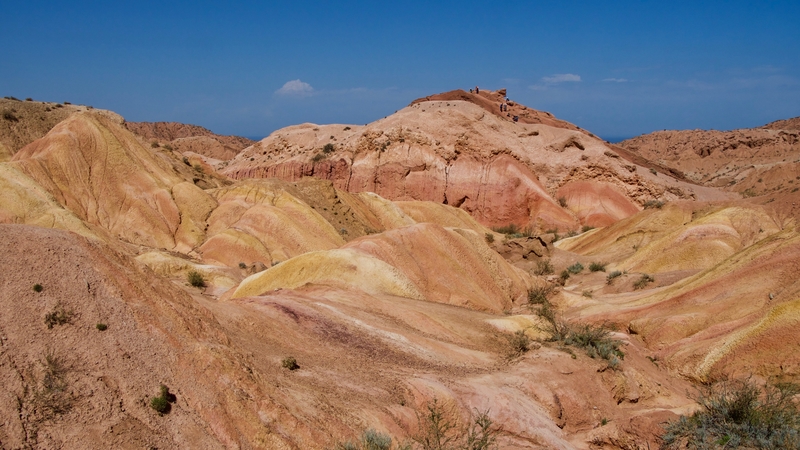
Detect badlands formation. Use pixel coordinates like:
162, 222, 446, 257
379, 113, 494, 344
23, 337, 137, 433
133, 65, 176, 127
0, 93, 797, 449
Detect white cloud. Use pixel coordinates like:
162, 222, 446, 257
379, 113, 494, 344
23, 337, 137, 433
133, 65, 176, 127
276, 79, 314, 96
603, 78, 628, 83
542, 73, 581, 83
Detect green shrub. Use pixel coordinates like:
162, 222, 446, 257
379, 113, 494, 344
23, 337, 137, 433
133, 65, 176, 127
661, 379, 800, 449
323, 143, 335, 154
565, 323, 624, 368
33, 283, 43, 292
238, 262, 247, 269
282, 356, 299, 371
582, 290, 593, 298
96, 323, 108, 331
45, 303, 74, 329
558, 270, 570, 285
187, 270, 206, 288
633, 274, 654, 290
581, 225, 595, 233
566, 262, 584, 274
484, 233, 494, 244
534, 259, 554, 276
411, 399, 497, 450
589, 262, 607, 272
606, 270, 622, 285
649, 168, 658, 175
163, 144, 173, 151
150, 384, 176, 415
150, 141, 159, 148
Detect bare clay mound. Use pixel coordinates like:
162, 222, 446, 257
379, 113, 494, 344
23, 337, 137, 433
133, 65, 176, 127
223, 90, 725, 233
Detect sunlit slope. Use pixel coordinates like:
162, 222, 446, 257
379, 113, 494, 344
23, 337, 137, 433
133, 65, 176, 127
231, 223, 531, 312
558, 203, 781, 273
10, 112, 216, 250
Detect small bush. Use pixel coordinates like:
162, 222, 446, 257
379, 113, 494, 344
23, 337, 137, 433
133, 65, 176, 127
238, 262, 247, 269
633, 273, 654, 290
412, 399, 498, 450
311, 153, 325, 162
182, 156, 190, 165
187, 270, 206, 288
558, 270, 570, 285
643, 200, 664, 209
96, 323, 108, 331
150, 141, 159, 148
163, 144, 173, 151
323, 143, 335, 154
343, 126, 351, 131
558, 197, 567, 207
606, 270, 622, 285
33, 283, 43, 292
581, 225, 595, 233
589, 262, 607, 272
507, 330, 531, 357
649, 168, 658, 175
528, 285, 552, 305
34, 349, 72, 417
582, 290, 593, 298
566, 262, 584, 274
2, 110, 19, 122
282, 356, 299, 371
150, 384, 176, 415
484, 233, 494, 244
534, 259, 554, 275
45, 303, 74, 329
661, 379, 800, 449
565, 323, 624, 367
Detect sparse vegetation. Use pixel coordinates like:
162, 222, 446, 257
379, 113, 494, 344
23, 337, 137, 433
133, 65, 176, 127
96, 323, 108, 331
558, 196, 568, 207
163, 144, 173, 151
643, 200, 664, 209
484, 233, 494, 244
150, 141, 159, 148
413, 399, 498, 450
589, 262, 607, 272
650, 168, 658, 175
33, 283, 43, 292
312, 152, 326, 162
2, 110, 19, 122
633, 273, 654, 290
343, 126, 351, 131
566, 262, 584, 274
150, 384, 176, 415
507, 330, 531, 357
529, 295, 624, 369
582, 290, 593, 298
491, 223, 532, 238
33, 349, 72, 417
282, 356, 300, 371
187, 270, 206, 288
44, 302, 74, 329
334, 428, 403, 450
238, 262, 247, 269
558, 270, 570, 285
534, 259, 554, 276
581, 225, 595, 233
661, 378, 800, 449
606, 270, 622, 285
323, 143, 335, 154
528, 285, 553, 306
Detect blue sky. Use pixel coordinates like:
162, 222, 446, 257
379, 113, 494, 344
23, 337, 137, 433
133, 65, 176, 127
2, 1, 799, 140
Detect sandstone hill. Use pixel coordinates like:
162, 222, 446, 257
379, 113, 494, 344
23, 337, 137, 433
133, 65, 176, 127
125, 121, 255, 161
0, 96, 798, 449
222, 90, 726, 234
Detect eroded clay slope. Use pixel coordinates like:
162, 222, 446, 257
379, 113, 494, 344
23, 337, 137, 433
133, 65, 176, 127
125, 121, 255, 161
